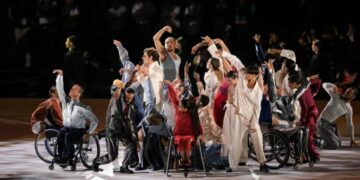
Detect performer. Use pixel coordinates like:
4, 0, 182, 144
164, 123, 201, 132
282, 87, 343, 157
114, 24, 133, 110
31, 86, 63, 134
52, 69, 98, 165
153, 25, 182, 128
288, 71, 320, 165
317, 83, 358, 149
93, 80, 139, 173
165, 80, 203, 167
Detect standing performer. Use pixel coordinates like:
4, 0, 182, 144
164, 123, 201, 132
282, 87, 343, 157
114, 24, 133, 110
153, 25, 182, 128
93, 80, 138, 174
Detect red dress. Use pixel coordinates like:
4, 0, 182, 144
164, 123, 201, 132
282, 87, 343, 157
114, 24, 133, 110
212, 79, 229, 128
168, 84, 202, 151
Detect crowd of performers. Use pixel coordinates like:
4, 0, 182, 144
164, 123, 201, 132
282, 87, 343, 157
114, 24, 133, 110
31, 25, 358, 174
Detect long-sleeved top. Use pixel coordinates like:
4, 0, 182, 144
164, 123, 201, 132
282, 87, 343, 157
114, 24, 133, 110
148, 61, 164, 104
222, 48, 262, 129
116, 44, 135, 83
56, 75, 98, 133
168, 83, 202, 137
268, 70, 310, 126
319, 83, 353, 123
31, 98, 63, 127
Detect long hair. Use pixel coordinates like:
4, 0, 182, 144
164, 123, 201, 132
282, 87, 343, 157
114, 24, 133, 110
182, 97, 201, 137
210, 57, 223, 82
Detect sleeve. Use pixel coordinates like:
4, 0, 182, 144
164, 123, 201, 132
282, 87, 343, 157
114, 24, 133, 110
207, 43, 218, 58
56, 75, 67, 110
267, 70, 277, 103
223, 51, 245, 72
310, 78, 322, 96
167, 84, 179, 108
85, 108, 98, 133
117, 45, 135, 82
299, 95, 308, 124
31, 100, 50, 125
280, 49, 296, 62
290, 79, 310, 105
322, 82, 338, 97
255, 43, 267, 63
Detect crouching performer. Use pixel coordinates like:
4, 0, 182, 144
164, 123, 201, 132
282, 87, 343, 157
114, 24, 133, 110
93, 80, 139, 174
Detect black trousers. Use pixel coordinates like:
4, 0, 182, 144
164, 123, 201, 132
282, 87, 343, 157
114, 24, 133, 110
57, 127, 86, 160
97, 129, 136, 168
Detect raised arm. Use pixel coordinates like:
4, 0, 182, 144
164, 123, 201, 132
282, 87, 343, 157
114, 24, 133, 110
214, 38, 230, 53
166, 82, 179, 108
265, 60, 277, 103
267, 48, 296, 62
53, 69, 67, 110
153, 25, 172, 61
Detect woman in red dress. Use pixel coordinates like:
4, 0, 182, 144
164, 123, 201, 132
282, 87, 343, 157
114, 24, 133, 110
165, 80, 203, 166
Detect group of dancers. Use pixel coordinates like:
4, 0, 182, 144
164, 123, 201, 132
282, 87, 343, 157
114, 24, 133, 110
31, 25, 358, 174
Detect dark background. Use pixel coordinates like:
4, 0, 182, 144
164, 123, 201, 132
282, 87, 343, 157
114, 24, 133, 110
0, 0, 359, 98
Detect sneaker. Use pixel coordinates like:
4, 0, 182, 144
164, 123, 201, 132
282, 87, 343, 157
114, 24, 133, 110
238, 162, 246, 166
259, 165, 269, 173
134, 164, 146, 171
119, 167, 134, 174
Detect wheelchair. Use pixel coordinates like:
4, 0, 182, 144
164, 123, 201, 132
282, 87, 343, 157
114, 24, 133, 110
49, 132, 100, 171
248, 123, 310, 170
34, 128, 60, 163
164, 135, 210, 178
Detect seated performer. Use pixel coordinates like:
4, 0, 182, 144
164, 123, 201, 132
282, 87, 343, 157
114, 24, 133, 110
164, 80, 203, 167
52, 69, 98, 165
31, 86, 63, 134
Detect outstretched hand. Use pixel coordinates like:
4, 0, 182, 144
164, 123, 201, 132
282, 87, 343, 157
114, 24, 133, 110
201, 35, 213, 45
52, 69, 63, 75
162, 25, 172, 33
263, 59, 275, 70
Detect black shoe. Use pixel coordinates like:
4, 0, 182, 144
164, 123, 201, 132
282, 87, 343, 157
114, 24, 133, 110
259, 165, 269, 173
92, 163, 102, 172
238, 162, 246, 166
225, 167, 232, 172
134, 164, 146, 171
119, 167, 134, 174
55, 156, 67, 164
129, 160, 139, 168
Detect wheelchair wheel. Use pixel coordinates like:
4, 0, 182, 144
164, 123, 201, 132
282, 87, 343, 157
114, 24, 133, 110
264, 131, 290, 169
249, 130, 290, 170
35, 129, 59, 163
79, 135, 100, 169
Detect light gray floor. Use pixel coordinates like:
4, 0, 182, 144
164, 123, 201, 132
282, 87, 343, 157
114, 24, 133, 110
0, 138, 360, 180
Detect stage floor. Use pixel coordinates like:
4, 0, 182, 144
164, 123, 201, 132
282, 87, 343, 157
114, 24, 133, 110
0, 139, 360, 179
1, 98, 360, 179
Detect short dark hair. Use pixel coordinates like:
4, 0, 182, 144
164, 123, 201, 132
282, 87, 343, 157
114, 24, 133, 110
125, 87, 135, 94
197, 95, 210, 108
245, 64, 259, 75
68, 35, 78, 48
284, 58, 296, 75
74, 84, 84, 97
226, 70, 238, 79
288, 71, 303, 84
144, 47, 159, 61
48, 86, 56, 97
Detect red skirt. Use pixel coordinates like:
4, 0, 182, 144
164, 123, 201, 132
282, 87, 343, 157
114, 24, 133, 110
174, 135, 195, 152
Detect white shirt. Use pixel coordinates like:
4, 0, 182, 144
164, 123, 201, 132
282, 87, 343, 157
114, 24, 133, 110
148, 61, 164, 104
56, 75, 98, 133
